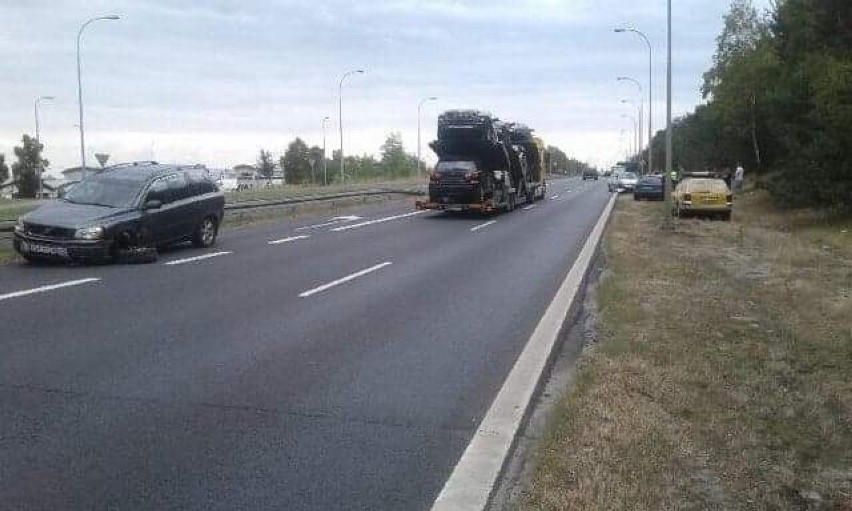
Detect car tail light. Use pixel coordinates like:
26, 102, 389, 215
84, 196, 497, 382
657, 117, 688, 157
430, 171, 442, 182
683, 193, 691, 201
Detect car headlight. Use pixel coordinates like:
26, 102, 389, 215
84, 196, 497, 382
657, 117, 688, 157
14, 219, 25, 234
74, 226, 105, 240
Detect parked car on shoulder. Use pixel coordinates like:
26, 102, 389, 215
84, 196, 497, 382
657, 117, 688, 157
671, 178, 732, 221
633, 175, 664, 201
13, 162, 225, 264
609, 171, 638, 193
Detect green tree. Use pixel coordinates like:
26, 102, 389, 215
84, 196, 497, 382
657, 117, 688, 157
380, 132, 413, 178
281, 138, 311, 184
257, 150, 275, 180
702, 0, 777, 174
308, 146, 325, 185
0, 153, 9, 185
12, 134, 47, 198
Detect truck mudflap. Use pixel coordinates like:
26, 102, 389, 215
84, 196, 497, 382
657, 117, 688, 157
415, 199, 498, 213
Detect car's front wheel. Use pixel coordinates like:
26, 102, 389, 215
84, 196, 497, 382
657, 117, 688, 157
192, 215, 219, 248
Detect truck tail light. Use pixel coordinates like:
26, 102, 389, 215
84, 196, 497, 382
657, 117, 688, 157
683, 193, 691, 201
430, 171, 442, 182
464, 171, 480, 183
726, 194, 733, 202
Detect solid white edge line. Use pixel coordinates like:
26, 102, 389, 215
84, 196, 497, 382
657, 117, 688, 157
298, 261, 392, 298
0, 278, 101, 302
470, 220, 497, 232
268, 235, 311, 245
430, 193, 617, 511
330, 211, 425, 232
163, 251, 232, 266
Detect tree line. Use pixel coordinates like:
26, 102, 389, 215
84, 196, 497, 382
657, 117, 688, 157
0, 132, 587, 197
643, 0, 851, 209
256, 134, 588, 185
254, 132, 424, 185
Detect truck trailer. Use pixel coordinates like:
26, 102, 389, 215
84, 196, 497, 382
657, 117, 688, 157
415, 110, 547, 213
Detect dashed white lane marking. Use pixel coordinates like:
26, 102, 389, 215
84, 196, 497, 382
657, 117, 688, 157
298, 261, 392, 298
163, 251, 232, 266
330, 211, 426, 232
295, 215, 362, 231
522, 205, 536, 211
268, 235, 311, 245
550, 194, 560, 199
0, 278, 101, 302
470, 220, 497, 232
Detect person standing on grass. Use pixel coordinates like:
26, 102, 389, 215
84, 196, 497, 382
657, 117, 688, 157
733, 163, 745, 193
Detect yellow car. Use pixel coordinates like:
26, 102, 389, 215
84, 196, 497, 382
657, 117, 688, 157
671, 178, 733, 221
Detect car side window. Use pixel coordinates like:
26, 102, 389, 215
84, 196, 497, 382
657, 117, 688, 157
146, 177, 170, 204
166, 173, 190, 201
187, 169, 216, 195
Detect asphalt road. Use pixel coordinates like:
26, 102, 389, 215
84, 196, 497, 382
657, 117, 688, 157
0, 177, 610, 510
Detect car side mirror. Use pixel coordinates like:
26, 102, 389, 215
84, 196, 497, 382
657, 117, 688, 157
143, 199, 162, 210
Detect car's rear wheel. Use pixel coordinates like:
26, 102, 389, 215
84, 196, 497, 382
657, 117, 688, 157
192, 215, 218, 248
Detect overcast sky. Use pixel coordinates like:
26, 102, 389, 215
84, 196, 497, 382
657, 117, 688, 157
0, 0, 772, 175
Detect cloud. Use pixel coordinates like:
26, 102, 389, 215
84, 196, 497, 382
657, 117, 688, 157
0, 0, 775, 171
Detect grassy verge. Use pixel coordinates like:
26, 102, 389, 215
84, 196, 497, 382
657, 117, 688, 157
521, 191, 852, 510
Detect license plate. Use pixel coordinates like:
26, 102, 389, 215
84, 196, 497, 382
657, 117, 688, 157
20, 241, 68, 257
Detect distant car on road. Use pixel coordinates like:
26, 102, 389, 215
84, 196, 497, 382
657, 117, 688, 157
13, 162, 225, 264
582, 169, 599, 180
633, 175, 664, 201
671, 178, 732, 221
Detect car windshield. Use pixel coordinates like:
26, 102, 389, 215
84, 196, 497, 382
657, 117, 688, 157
62, 177, 143, 208
622, 172, 638, 179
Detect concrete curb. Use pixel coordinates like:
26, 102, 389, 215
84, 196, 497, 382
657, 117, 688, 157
430, 194, 618, 511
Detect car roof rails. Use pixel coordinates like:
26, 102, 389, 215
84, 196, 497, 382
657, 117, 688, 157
105, 161, 160, 170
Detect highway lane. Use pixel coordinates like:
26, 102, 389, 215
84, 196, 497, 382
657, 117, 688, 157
0, 177, 608, 510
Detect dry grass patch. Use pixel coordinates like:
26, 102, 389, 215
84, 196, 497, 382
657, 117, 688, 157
521, 191, 852, 510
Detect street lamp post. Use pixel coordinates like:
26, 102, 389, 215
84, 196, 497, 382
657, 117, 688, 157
34, 96, 55, 198
417, 96, 437, 179
621, 114, 638, 159
77, 15, 120, 181
615, 27, 652, 173
338, 69, 364, 186
322, 116, 330, 186
618, 76, 644, 170
621, 102, 640, 162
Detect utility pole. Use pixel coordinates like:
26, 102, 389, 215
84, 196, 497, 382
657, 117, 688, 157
664, 0, 674, 227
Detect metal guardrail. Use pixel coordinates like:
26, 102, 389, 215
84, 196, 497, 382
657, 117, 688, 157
0, 187, 425, 234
